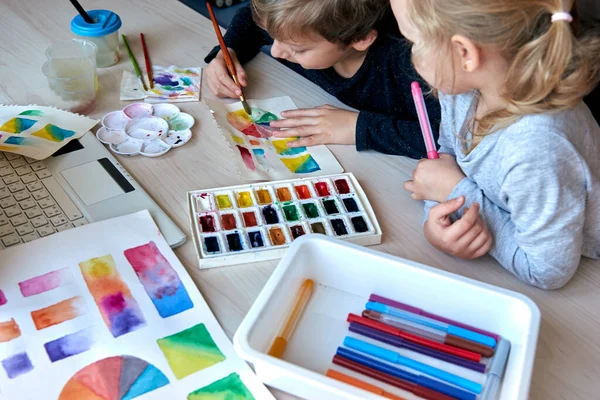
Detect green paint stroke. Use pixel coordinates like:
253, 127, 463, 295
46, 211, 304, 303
250, 108, 278, 124
188, 373, 256, 400
18, 110, 44, 116
157, 323, 226, 379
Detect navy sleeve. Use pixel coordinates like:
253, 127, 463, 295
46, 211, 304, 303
204, 5, 273, 65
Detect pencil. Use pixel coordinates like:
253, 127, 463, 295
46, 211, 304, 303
205, 1, 251, 115
122, 34, 148, 91
140, 33, 154, 89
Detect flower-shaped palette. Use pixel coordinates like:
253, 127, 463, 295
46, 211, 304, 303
97, 103, 194, 157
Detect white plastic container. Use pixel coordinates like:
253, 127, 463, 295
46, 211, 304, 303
234, 235, 540, 400
71, 10, 122, 67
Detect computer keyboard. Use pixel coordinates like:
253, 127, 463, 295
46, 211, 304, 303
0, 152, 88, 248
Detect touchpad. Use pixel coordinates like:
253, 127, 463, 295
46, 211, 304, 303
61, 159, 132, 206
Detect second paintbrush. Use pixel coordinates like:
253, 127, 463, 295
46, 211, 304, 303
122, 34, 148, 91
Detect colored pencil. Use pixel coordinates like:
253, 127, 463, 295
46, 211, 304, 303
347, 313, 481, 362
335, 349, 476, 400
205, 1, 251, 115
480, 339, 511, 400
140, 33, 154, 89
344, 337, 482, 393
411, 81, 439, 159
69, 0, 94, 23
363, 310, 495, 357
326, 369, 406, 400
370, 294, 500, 341
122, 34, 148, 91
367, 301, 497, 348
349, 322, 486, 373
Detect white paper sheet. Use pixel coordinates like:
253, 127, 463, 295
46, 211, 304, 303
206, 96, 344, 180
0, 211, 273, 400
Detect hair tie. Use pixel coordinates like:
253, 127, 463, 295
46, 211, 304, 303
551, 12, 573, 23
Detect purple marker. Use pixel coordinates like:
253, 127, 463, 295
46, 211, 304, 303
370, 294, 500, 341
349, 322, 486, 373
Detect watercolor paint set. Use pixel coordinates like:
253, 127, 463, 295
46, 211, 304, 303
187, 173, 382, 268
234, 235, 541, 400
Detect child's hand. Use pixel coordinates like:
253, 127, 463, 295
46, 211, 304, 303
425, 197, 492, 260
404, 154, 466, 203
206, 49, 247, 98
270, 105, 358, 147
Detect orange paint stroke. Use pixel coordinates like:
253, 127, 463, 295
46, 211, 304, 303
0, 318, 21, 342
31, 296, 86, 330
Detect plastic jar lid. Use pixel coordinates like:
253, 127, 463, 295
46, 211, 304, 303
71, 10, 122, 37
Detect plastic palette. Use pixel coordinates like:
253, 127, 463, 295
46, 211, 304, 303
187, 173, 382, 268
97, 103, 194, 157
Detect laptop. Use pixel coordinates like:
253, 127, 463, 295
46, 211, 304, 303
0, 132, 186, 249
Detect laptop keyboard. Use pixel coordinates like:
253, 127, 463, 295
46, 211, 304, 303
0, 152, 88, 249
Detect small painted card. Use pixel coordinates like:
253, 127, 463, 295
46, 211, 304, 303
207, 96, 344, 180
0, 105, 99, 159
121, 65, 202, 103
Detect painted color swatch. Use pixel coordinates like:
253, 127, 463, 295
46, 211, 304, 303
79, 255, 146, 337
0, 318, 21, 342
157, 323, 226, 379
31, 123, 76, 142
19, 267, 73, 297
59, 355, 169, 400
236, 146, 256, 171
0, 289, 6, 306
19, 109, 44, 116
31, 296, 86, 330
124, 241, 194, 318
0, 117, 37, 133
281, 154, 320, 174
4, 136, 37, 146
44, 327, 95, 362
188, 373, 256, 400
272, 139, 306, 156
2, 352, 34, 379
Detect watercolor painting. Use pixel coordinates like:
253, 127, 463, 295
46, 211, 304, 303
188, 373, 256, 400
59, 355, 169, 400
44, 327, 95, 362
207, 96, 342, 180
79, 255, 146, 337
157, 323, 226, 379
120, 66, 202, 103
0, 318, 21, 342
2, 352, 34, 379
19, 267, 73, 297
124, 241, 194, 318
31, 296, 86, 330
0, 105, 98, 159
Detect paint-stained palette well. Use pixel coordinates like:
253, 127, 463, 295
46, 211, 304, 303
188, 173, 382, 268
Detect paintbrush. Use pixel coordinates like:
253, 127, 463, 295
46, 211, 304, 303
69, 0, 94, 23
122, 34, 148, 91
140, 33, 154, 89
206, 2, 252, 115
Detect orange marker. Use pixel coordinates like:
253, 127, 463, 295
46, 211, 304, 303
326, 369, 406, 400
268, 279, 314, 358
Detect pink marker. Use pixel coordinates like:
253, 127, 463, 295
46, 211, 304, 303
411, 81, 439, 159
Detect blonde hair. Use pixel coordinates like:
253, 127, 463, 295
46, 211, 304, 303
251, 0, 390, 46
406, 0, 600, 140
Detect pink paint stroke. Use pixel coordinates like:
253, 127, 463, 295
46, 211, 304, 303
236, 145, 256, 171
0, 290, 6, 306
19, 267, 73, 297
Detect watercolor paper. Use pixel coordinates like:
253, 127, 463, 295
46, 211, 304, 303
206, 96, 343, 180
188, 373, 256, 400
120, 66, 202, 103
0, 210, 273, 399
0, 105, 99, 159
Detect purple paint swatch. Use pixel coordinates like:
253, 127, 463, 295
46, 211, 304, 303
44, 327, 94, 362
0, 290, 6, 306
19, 267, 73, 297
2, 352, 34, 379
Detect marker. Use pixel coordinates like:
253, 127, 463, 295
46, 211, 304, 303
344, 337, 482, 393
411, 81, 439, 159
370, 294, 500, 341
367, 301, 497, 348
349, 322, 486, 373
363, 310, 494, 357
268, 279, 314, 358
348, 313, 481, 362
335, 348, 476, 400
326, 369, 406, 400
480, 339, 511, 400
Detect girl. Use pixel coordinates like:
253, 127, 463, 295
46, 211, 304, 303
394, 0, 600, 289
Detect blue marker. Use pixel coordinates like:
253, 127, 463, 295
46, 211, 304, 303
337, 347, 477, 400
344, 336, 483, 394
366, 301, 497, 348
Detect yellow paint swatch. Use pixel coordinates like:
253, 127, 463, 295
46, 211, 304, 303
232, 135, 245, 145
236, 191, 253, 208
216, 194, 232, 209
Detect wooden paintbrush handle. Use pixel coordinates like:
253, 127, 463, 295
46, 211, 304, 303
206, 2, 237, 78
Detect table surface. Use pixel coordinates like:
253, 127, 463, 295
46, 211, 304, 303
1, 1, 599, 399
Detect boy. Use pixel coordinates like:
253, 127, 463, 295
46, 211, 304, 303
204, 0, 441, 158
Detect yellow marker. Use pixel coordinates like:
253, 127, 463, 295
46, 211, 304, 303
268, 279, 314, 358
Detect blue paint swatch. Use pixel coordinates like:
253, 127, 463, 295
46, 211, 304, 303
44, 327, 94, 362
122, 364, 170, 400
2, 352, 34, 379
